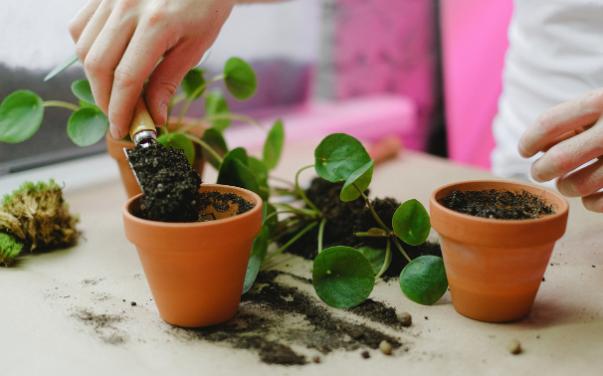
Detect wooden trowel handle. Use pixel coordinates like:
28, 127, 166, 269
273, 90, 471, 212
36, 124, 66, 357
129, 98, 156, 142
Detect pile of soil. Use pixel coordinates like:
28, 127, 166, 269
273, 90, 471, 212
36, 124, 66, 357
72, 309, 127, 345
278, 178, 442, 277
169, 271, 411, 366
439, 189, 554, 220
127, 143, 202, 222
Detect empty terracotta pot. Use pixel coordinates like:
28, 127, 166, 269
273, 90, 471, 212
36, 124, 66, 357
106, 120, 206, 198
430, 180, 569, 322
123, 184, 263, 327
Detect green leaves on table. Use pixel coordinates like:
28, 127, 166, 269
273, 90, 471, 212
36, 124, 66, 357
399, 255, 448, 305
224, 57, 257, 100
392, 199, 431, 246
242, 225, 269, 294
313, 246, 375, 309
157, 133, 195, 165
67, 107, 108, 147
0, 90, 44, 143
314, 133, 374, 202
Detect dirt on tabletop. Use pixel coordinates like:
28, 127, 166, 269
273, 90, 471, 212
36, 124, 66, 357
168, 270, 412, 366
127, 144, 253, 222
439, 189, 554, 220
277, 178, 442, 278
72, 308, 127, 345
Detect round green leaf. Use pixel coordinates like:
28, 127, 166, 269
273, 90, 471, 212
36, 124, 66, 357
340, 161, 373, 202
392, 199, 431, 246
399, 255, 448, 305
313, 246, 375, 309
157, 133, 195, 165
0, 90, 44, 143
201, 127, 228, 169
247, 156, 269, 200
243, 225, 270, 294
217, 147, 260, 195
71, 79, 95, 105
224, 57, 257, 100
262, 119, 285, 171
182, 68, 206, 100
205, 92, 230, 131
314, 133, 372, 183
66, 107, 108, 147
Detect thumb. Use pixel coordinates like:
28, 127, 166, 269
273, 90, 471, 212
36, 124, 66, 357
145, 42, 204, 126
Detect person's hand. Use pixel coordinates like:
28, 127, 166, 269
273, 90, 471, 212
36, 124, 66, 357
518, 89, 603, 212
69, 0, 235, 139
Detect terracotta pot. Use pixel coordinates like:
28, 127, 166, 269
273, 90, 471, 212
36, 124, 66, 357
123, 184, 263, 327
430, 180, 569, 322
106, 120, 206, 198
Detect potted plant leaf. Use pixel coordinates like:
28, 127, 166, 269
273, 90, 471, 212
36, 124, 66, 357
430, 180, 569, 322
0, 56, 262, 198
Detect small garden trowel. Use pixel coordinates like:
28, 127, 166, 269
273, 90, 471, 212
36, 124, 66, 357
124, 98, 157, 189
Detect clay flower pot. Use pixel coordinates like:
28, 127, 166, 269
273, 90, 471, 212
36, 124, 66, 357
123, 184, 263, 327
430, 180, 569, 322
106, 120, 206, 198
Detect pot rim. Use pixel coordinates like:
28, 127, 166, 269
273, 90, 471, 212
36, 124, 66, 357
123, 183, 263, 229
430, 179, 569, 225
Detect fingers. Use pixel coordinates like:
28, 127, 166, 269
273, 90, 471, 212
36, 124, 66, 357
68, 0, 103, 42
557, 159, 603, 197
145, 40, 206, 125
582, 191, 603, 213
73, 0, 113, 62
83, 7, 137, 113
530, 119, 603, 182
519, 89, 603, 158
108, 17, 176, 138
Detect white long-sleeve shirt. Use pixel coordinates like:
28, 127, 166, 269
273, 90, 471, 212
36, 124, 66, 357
492, 0, 603, 180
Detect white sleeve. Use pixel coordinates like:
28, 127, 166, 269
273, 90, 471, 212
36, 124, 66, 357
492, 0, 603, 180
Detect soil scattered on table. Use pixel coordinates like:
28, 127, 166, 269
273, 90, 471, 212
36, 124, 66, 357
72, 308, 127, 345
439, 189, 553, 220
168, 270, 409, 366
278, 178, 442, 276
127, 143, 202, 222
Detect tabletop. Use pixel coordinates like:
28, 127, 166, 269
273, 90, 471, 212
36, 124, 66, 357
1, 142, 602, 376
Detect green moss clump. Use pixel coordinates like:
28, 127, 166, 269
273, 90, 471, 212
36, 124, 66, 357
0, 180, 79, 266
0, 232, 23, 267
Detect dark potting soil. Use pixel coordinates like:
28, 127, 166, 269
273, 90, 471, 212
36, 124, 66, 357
168, 270, 409, 366
198, 191, 254, 221
439, 189, 554, 220
278, 178, 442, 277
127, 143, 202, 222
72, 309, 127, 345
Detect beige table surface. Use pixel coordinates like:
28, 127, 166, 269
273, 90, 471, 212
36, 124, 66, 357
1, 143, 602, 376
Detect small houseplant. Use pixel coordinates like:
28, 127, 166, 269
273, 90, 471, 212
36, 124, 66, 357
430, 180, 569, 322
0, 56, 263, 197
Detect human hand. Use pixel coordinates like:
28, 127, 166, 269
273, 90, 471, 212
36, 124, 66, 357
518, 90, 603, 212
69, 0, 235, 139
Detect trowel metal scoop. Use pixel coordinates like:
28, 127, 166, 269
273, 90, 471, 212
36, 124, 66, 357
124, 98, 157, 191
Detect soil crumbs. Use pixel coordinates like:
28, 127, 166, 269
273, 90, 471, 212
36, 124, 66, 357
439, 189, 554, 220
127, 143, 202, 222
72, 309, 127, 345
168, 271, 412, 366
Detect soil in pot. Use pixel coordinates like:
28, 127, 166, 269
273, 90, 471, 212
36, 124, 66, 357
439, 189, 554, 220
279, 178, 442, 278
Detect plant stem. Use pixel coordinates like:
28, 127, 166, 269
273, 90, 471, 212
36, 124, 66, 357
272, 202, 319, 218
274, 221, 318, 255
358, 187, 390, 231
184, 134, 224, 165
295, 164, 320, 212
317, 218, 327, 253
354, 231, 388, 238
43, 101, 78, 112
269, 175, 295, 188
264, 210, 298, 223
376, 240, 392, 278
392, 237, 412, 263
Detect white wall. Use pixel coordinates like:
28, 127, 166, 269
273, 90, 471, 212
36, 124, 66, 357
0, 0, 321, 70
